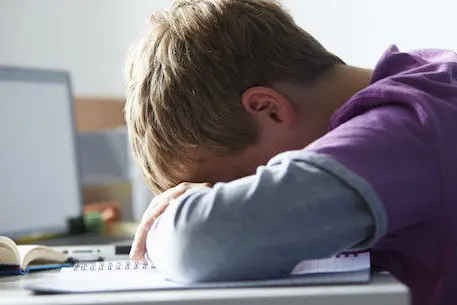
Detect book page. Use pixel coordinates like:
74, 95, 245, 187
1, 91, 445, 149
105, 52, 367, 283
0, 247, 18, 265
0, 236, 19, 264
17, 245, 66, 270
17, 245, 40, 266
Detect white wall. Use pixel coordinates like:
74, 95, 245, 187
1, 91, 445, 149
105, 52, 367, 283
0, 0, 168, 96
284, 0, 457, 68
1, 0, 456, 96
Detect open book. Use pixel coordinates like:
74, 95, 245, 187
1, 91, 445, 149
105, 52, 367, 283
0, 236, 69, 274
25, 251, 371, 294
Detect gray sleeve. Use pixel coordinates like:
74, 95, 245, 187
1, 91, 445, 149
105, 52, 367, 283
146, 151, 387, 283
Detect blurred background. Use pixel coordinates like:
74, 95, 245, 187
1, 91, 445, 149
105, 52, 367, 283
0, 0, 455, 238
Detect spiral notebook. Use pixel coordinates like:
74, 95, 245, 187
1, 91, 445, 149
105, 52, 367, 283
24, 251, 371, 294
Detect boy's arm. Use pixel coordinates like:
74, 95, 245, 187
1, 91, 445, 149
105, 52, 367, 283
147, 152, 387, 283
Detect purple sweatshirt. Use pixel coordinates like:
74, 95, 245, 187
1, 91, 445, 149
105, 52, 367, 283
147, 45, 456, 305
308, 45, 457, 305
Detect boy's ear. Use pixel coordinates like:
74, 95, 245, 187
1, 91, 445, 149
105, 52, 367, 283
241, 86, 298, 127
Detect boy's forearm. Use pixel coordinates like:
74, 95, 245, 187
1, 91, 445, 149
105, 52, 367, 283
147, 151, 387, 283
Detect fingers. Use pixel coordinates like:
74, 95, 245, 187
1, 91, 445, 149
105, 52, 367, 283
129, 221, 150, 260
141, 186, 187, 232
129, 183, 205, 260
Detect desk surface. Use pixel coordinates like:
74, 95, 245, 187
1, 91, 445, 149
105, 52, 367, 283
0, 271, 409, 305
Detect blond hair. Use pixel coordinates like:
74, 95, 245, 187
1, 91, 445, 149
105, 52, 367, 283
125, 0, 343, 194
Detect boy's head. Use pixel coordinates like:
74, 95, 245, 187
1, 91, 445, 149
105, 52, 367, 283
125, 0, 344, 194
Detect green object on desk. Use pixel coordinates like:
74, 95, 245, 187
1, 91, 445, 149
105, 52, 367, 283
83, 212, 105, 234
68, 213, 105, 235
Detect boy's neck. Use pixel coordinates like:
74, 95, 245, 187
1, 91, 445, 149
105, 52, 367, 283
272, 65, 373, 140
310, 65, 373, 137
310, 65, 374, 117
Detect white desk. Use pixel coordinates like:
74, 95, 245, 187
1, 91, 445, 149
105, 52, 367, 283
0, 272, 409, 305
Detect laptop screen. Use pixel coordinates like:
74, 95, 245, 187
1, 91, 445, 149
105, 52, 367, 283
0, 68, 82, 237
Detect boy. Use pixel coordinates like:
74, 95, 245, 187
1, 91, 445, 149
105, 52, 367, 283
124, 1, 457, 305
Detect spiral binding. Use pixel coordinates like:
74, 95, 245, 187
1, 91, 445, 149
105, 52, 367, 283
72, 260, 155, 271
335, 250, 369, 259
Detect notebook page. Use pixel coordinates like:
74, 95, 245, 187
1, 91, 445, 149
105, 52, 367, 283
291, 252, 370, 275
31, 253, 370, 294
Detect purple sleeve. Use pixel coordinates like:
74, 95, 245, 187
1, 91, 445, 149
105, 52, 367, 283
306, 104, 442, 250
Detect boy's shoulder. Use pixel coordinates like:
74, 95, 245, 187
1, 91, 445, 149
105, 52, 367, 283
329, 44, 457, 131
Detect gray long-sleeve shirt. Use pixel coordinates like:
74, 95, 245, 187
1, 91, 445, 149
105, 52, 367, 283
146, 151, 387, 283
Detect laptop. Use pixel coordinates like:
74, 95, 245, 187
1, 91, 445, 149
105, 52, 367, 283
0, 67, 131, 260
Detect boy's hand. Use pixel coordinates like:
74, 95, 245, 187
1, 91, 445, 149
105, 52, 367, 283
129, 182, 211, 260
